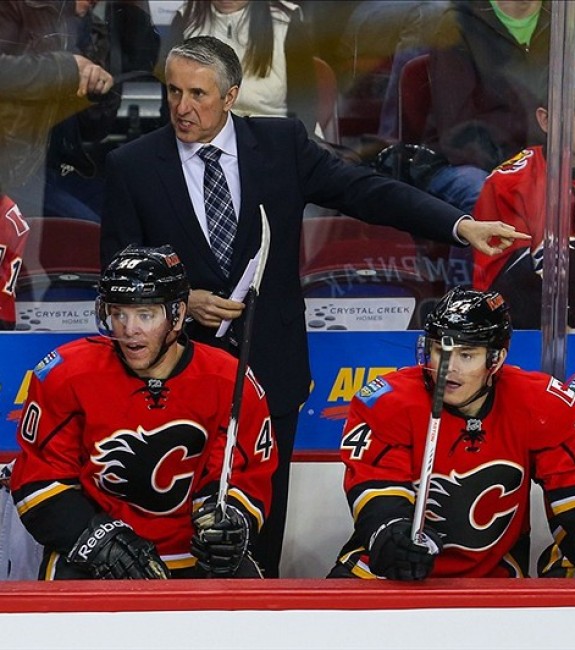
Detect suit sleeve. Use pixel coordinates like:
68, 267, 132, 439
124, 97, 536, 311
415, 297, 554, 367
292, 119, 467, 243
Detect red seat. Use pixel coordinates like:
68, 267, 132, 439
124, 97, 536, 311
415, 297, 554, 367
398, 53, 431, 144
299, 215, 444, 328
17, 217, 101, 302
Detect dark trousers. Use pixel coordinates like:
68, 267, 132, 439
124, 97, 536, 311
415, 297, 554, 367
252, 409, 299, 578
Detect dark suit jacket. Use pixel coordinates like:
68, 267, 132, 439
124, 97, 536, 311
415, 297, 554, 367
101, 115, 465, 416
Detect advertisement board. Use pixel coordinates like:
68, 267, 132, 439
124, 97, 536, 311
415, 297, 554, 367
0, 329, 568, 452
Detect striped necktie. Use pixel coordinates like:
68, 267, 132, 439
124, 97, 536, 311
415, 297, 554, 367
197, 145, 237, 277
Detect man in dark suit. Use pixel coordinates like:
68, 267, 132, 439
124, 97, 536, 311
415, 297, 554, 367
101, 35, 529, 578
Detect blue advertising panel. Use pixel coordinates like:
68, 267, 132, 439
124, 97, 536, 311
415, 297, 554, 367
0, 330, 572, 453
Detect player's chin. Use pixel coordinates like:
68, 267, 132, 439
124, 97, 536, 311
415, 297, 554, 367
442, 385, 465, 405
119, 344, 151, 368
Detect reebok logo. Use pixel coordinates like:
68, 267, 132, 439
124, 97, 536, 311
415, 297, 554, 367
77, 519, 129, 561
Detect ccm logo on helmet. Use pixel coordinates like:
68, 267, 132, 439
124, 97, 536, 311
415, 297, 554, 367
110, 285, 137, 293
76, 519, 130, 560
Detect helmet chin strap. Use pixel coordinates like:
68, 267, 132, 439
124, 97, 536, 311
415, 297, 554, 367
448, 382, 493, 412
146, 328, 178, 370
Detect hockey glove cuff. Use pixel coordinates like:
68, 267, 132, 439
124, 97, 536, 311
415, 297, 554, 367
67, 513, 169, 579
368, 517, 442, 580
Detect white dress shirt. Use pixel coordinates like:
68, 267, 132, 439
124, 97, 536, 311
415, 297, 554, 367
176, 113, 241, 244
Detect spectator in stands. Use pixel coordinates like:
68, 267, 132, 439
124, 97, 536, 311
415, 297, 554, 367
11, 244, 277, 580
332, 1, 448, 146
328, 287, 575, 579
44, 0, 160, 223
472, 94, 575, 329
375, 1, 449, 143
414, 0, 550, 215
0, 0, 114, 217
100, 35, 530, 578
160, 0, 318, 135
411, 0, 550, 289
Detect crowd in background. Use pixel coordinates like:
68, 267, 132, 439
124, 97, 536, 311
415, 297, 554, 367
0, 0, 559, 333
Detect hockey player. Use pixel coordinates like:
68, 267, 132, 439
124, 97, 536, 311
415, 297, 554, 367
328, 287, 575, 579
10, 244, 277, 579
0, 189, 29, 330
472, 97, 575, 328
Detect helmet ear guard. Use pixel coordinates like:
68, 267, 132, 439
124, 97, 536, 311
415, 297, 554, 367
416, 334, 429, 367
487, 348, 502, 371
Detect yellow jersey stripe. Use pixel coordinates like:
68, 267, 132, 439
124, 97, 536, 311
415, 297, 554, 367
352, 487, 414, 520
16, 482, 76, 516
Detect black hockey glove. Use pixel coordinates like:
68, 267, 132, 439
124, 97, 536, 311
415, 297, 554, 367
191, 502, 250, 576
368, 518, 442, 581
67, 513, 169, 579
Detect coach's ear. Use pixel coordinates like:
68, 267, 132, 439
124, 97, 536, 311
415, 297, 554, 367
223, 85, 239, 112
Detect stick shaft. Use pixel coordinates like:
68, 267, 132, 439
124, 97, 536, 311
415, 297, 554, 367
411, 336, 454, 541
217, 287, 257, 512
216, 206, 270, 515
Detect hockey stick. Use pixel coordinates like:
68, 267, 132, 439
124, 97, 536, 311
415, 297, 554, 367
216, 205, 271, 516
411, 335, 454, 543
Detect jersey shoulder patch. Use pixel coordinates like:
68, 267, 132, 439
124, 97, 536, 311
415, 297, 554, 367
490, 148, 534, 176
356, 376, 393, 406
34, 350, 63, 381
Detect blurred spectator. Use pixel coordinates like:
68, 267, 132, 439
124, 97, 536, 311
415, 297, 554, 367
335, 1, 447, 139
410, 0, 550, 290
160, 1, 317, 135
0, 0, 114, 217
472, 97, 575, 329
44, 0, 160, 222
414, 0, 550, 214
375, 1, 449, 142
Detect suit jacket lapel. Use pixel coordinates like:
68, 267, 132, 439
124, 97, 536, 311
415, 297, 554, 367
154, 124, 225, 279
232, 115, 266, 281
153, 120, 266, 285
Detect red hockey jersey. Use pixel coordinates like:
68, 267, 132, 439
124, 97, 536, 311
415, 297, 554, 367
473, 146, 575, 290
11, 336, 277, 573
0, 195, 29, 329
334, 365, 575, 578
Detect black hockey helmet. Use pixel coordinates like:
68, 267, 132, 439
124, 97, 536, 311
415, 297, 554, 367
98, 244, 189, 305
97, 244, 189, 335
418, 287, 512, 370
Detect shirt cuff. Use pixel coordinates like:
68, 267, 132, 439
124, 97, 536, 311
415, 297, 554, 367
453, 215, 473, 245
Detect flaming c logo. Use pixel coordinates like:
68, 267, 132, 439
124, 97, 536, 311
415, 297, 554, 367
421, 462, 524, 550
92, 420, 207, 515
